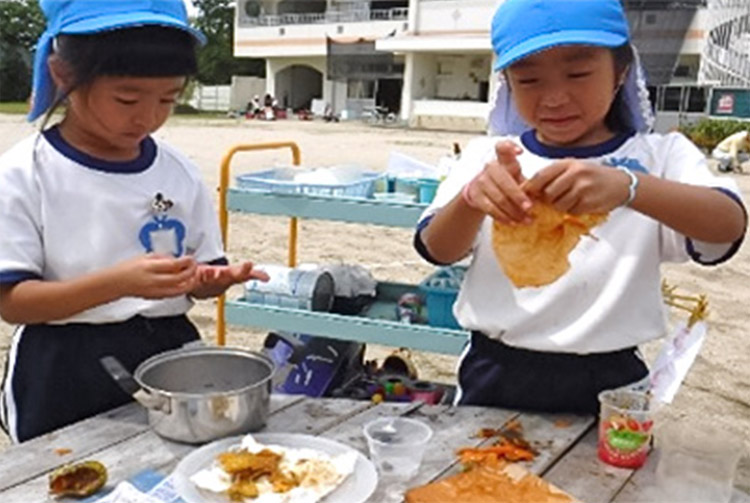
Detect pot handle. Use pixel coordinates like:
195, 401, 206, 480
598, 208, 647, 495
100, 356, 171, 413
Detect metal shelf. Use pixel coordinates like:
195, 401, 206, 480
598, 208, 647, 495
226, 281, 469, 355
227, 189, 427, 228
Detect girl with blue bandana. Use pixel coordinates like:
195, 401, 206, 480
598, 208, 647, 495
415, 0, 747, 414
0, 0, 268, 442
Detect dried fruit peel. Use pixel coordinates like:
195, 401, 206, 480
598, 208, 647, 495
49, 460, 107, 498
491, 203, 608, 288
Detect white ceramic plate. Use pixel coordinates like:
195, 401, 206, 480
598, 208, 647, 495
172, 433, 378, 503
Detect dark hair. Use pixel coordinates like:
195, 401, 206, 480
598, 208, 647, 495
41, 25, 198, 128
604, 43, 635, 133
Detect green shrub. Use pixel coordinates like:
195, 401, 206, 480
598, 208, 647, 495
173, 103, 199, 115
679, 118, 750, 151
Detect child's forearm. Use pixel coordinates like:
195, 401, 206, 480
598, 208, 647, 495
189, 283, 225, 299
0, 270, 123, 324
421, 193, 486, 264
630, 174, 746, 243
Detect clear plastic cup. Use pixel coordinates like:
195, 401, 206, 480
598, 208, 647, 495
655, 424, 742, 503
597, 389, 654, 469
363, 416, 433, 480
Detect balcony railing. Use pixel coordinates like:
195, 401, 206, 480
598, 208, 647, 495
700, 1, 750, 86
239, 8, 408, 27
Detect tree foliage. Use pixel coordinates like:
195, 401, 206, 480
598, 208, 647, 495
192, 0, 264, 84
0, 0, 45, 102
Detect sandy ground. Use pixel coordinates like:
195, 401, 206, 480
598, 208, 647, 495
0, 114, 748, 488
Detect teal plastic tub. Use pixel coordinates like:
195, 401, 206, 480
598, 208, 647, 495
418, 267, 466, 330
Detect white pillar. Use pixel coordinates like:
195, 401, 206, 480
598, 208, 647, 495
400, 52, 415, 122
408, 0, 419, 33
265, 59, 276, 97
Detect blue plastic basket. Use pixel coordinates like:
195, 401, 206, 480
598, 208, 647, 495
418, 266, 466, 330
236, 168, 383, 199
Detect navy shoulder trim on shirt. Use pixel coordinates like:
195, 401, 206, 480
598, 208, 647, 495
521, 130, 635, 159
0, 270, 41, 285
686, 188, 746, 265
43, 125, 156, 174
414, 215, 454, 266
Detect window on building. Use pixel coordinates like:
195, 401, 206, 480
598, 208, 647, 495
674, 65, 692, 78
662, 87, 682, 111
244, 0, 261, 17
685, 87, 707, 113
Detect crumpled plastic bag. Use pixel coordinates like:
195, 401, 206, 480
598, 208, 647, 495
648, 321, 707, 404
318, 264, 377, 298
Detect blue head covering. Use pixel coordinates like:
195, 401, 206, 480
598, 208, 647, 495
487, 0, 653, 135
29, 0, 206, 122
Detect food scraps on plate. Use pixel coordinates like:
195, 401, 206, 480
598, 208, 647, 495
190, 435, 357, 502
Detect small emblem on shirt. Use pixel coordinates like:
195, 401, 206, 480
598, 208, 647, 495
604, 157, 648, 174
138, 193, 186, 256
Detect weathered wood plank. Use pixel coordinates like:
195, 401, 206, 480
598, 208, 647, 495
0, 393, 304, 501
0, 429, 192, 503
319, 401, 424, 454
544, 427, 638, 503
520, 412, 594, 475
603, 444, 750, 503
408, 404, 520, 485
607, 449, 662, 503
359, 404, 521, 503
0, 404, 148, 492
0, 394, 302, 494
269, 393, 307, 414
263, 397, 374, 435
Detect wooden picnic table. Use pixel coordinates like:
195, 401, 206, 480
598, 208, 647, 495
0, 394, 748, 503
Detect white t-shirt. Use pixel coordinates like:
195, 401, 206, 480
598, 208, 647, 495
0, 127, 225, 324
419, 131, 744, 353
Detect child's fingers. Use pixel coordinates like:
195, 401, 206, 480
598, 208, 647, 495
479, 177, 532, 223
494, 141, 524, 183
145, 254, 197, 274
523, 161, 570, 197
248, 269, 270, 282
485, 166, 533, 215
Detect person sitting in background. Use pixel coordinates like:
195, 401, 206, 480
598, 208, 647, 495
245, 94, 261, 118
712, 130, 750, 173
262, 93, 277, 120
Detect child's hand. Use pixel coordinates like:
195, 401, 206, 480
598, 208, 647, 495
190, 262, 270, 299
463, 141, 533, 224
115, 254, 199, 299
523, 159, 632, 214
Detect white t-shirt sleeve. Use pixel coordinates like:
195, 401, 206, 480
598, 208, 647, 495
0, 156, 44, 283
185, 179, 226, 264
659, 132, 745, 264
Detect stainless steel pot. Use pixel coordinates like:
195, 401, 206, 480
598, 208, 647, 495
101, 346, 277, 444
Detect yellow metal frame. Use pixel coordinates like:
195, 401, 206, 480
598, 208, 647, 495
217, 141, 301, 346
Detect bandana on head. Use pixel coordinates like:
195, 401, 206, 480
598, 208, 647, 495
28, 0, 205, 122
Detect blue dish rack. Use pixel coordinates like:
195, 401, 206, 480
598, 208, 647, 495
419, 266, 467, 330
236, 168, 383, 199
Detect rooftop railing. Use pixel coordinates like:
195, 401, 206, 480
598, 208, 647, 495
239, 7, 408, 27
700, 1, 750, 86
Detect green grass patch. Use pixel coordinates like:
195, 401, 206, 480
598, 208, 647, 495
0, 102, 29, 114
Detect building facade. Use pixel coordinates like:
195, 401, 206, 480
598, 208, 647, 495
234, 0, 750, 130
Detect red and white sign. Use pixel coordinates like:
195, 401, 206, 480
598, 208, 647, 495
716, 93, 735, 114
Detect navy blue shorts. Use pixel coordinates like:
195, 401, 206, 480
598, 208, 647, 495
0, 314, 199, 442
457, 332, 649, 415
